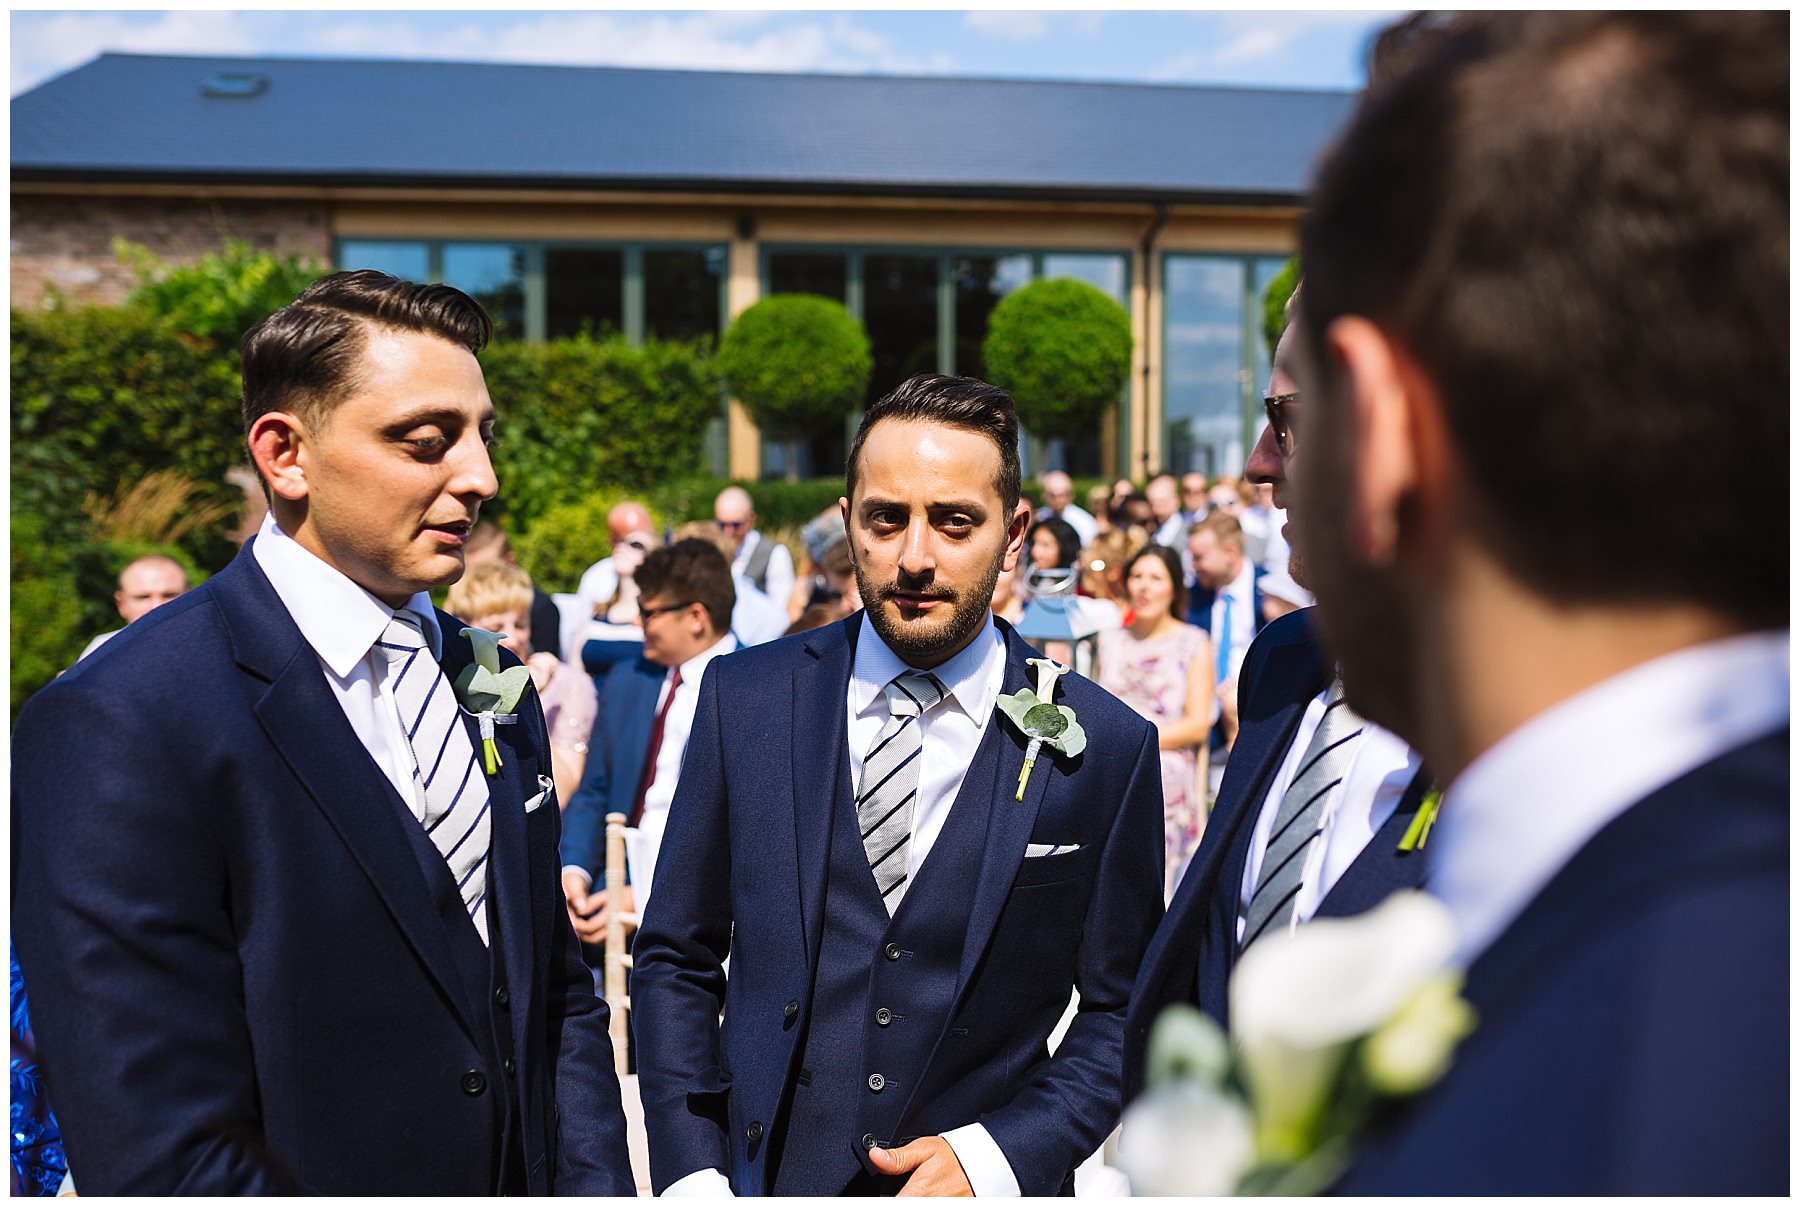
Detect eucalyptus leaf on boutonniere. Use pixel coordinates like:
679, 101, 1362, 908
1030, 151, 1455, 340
996, 657, 1087, 800
452, 627, 530, 775
1120, 892, 1478, 1196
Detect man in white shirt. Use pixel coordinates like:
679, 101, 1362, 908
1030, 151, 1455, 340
1292, 12, 1785, 1193
560, 538, 739, 939
633, 373, 1164, 1197
1145, 473, 1186, 549
1189, 512, 1259, 691
12, 270, 633, 1193
715, 484, 796, 608
77, 553, 189, 660
1034, 469, 1097, 547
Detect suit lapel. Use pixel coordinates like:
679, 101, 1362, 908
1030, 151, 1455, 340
792, 618, 857, 965
221, 560, 481, 1041
1314, 765, 1434, 920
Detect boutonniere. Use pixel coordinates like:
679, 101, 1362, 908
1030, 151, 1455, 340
996, 657, 1087, 801
452, 627, 530, 775
1120, 892, 1477, 1195
1397, 787, 1444, 852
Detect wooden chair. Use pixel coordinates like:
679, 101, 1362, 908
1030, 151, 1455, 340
602, 811, 651, 1192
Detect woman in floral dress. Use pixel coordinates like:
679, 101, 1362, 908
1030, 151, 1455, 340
1095, 545, 1215, 899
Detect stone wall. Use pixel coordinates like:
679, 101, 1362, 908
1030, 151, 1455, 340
11, 194, 333, 309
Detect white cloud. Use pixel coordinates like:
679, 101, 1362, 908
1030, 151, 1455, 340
1209, 12, 1387, 69
964, 11, 1051, 42
12, 11, 262, 94
1147, 48, 1204, 84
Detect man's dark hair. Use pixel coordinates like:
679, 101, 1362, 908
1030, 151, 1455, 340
1301, 12, 1787, 628
845, 374, 1022, 512
1125, 543, 1188, 623
240, 270, 493, 435
1027, 517, 1082, 569
636, 538, 736, 637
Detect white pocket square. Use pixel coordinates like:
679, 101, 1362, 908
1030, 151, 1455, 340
1024, 843, 1082, 858
523, 774, 555, 814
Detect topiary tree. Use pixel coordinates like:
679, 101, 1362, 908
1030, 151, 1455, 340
716, 294, 871, 479
1262, 257, 1301, 360
982, 278, 1132, 442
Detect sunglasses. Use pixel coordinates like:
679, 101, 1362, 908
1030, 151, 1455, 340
1263, 392, 1300, 455
637, 600, 694, 623
717, 519, 749, 532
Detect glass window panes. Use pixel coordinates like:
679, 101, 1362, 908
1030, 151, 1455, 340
337, 240, 428, 281
545, 248, 625, 339
952, 253, 1032, 378
443, 244, 526, 340
862, 253, 940, 402
769, 252, 849, 302
1042, 252, 1128, 303
1163, 255, 1248, 478
645, 248, 724, 343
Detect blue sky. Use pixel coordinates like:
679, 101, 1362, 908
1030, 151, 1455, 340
12, 10, 1394, 98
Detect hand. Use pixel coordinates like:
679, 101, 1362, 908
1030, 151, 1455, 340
868, 1136, 973, 1197
561, 869, 607, 943
526, 651, 559, 692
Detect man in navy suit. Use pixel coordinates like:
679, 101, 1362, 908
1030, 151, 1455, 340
631, 374, 1165, 1196
1123, 295, 1432, 1100
1291, 13, 1786, 1192
11, 272, 634, 1194
560, 538, 739, 942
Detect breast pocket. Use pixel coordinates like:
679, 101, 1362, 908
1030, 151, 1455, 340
1011, 843, 1101, 889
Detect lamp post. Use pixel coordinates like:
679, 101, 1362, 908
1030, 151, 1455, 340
1015, 567, 1101, 677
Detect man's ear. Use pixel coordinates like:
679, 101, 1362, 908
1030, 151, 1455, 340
1322, 317, 1442, 569
247, 412, 311, 503
999, 500, 1032, 574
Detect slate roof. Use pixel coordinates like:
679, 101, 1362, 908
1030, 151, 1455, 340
12, 53, 1355, 204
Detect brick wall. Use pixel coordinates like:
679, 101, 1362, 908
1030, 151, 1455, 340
10, 194, 334, 309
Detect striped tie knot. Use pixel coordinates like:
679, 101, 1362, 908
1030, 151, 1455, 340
884, 670, 946, 719
375, 609, 428, 659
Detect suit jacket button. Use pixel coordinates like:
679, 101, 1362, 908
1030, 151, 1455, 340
746, 1121, 765, 1143
867, 1072, 885, 1092
461, 1070, 487, 1097
494, 985, 510, 1010
783, 1000, 799, 1024
884, 942, 901, 961
862, 1133, 878, 1151
874, 1007, 892, 1026
503, 1058, 516, 1077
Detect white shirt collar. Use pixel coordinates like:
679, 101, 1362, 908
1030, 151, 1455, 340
676, 630, 739, 683
251, 512, 441, 678
851, 610, 1006, 723
1430, 629, 1789, 964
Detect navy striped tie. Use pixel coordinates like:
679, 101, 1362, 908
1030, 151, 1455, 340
857, 671, 947, 913
375, 610, 492, 944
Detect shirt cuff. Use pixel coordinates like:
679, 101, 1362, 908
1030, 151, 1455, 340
662, 1167, 733, 1196
561, 864, 592, 888
942, 1123, 1020, 1197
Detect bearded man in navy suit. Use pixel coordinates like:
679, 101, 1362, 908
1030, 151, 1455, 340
1292, 12, 1786, 1193
631, 374, 1165, 1196
11, 272, 634, 1194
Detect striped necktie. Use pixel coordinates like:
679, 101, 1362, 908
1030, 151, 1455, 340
1240, 680, 1364, 950
856, 670, 947, 914
374, 610, 492, 945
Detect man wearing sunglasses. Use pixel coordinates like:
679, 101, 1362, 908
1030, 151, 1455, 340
1123, 290, 1432, 1101
560, 538, 739, 945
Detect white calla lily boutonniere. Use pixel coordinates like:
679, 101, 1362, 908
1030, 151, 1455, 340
996, 656, 1087, 801
1120, 891, 1477, 1195
452, 627, 531, 775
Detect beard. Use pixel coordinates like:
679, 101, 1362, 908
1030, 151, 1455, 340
856, 551, 1004, 667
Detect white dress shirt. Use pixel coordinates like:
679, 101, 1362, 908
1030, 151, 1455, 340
728, 572, 792, 647
1236, 693, 1421, 943
250, 513, 441, 809
666, 613, 1017, 1197
1429, 630, 1789, 965
1208, 562, 1258, 687
732, 529, 796, 610
1151, 512, 1187, 550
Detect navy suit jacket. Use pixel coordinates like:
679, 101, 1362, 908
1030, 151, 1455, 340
559, 654, 665, 879
1338, 730, 1788, 1194
10, 546, 634, 1195
1123, 608, 1430, 1102
630, 614, 1166, 1195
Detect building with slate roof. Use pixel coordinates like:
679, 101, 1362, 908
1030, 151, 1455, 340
12, 52, 1354, 479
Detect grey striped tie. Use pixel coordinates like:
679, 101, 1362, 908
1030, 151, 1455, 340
857, 670, 947, 913
1241, 681, 1364, 950
374, 610, 492, 945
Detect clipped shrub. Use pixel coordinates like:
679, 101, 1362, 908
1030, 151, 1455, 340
982, 278, 1132, 441
478, 335, 720, 530
1262, 257, 1301, 359
716, 295, 871, 440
